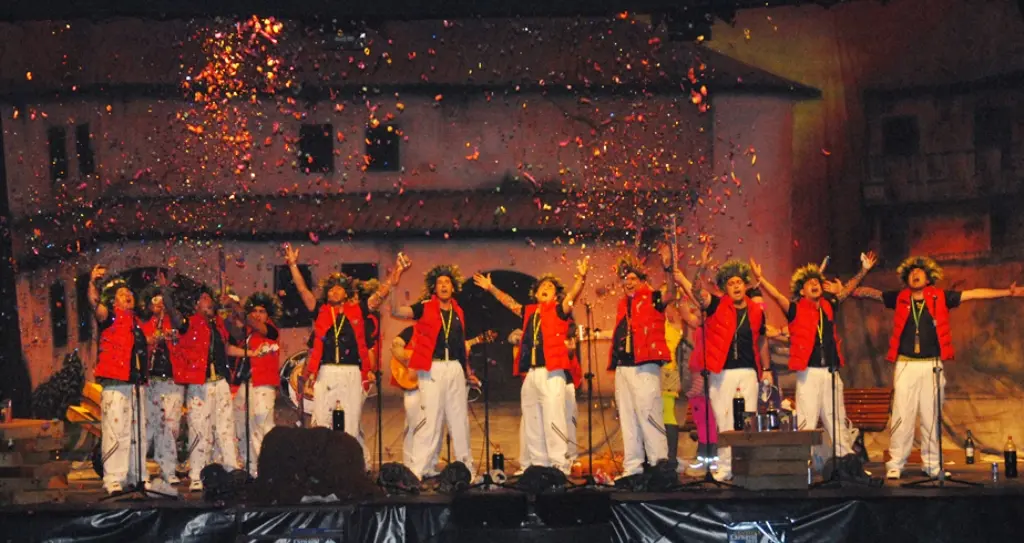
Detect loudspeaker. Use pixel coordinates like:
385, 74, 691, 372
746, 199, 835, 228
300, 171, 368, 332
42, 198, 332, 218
451, 491, 528, 528
535, 490, 611, 527
252, 426, 382, 504
514, 465, 569, 494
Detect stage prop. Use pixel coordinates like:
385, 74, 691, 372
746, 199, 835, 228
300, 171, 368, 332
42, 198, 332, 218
0, 419, 70, 505
718, 429, 822, 490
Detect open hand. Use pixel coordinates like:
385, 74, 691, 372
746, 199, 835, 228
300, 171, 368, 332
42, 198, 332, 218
90, 264, 107, 284
473, 273, 493, 291
283, 244, 300, 266
861, 251, 878, 271
576, 257, 590, 277
749, 258, 763, 280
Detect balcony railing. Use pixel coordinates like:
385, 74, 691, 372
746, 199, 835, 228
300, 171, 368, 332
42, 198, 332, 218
864, 149, 1024, 205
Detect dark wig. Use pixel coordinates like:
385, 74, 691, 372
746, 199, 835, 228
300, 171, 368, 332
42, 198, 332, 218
530, 273, 566, 301
897, 256, 943, 286
714, 260, 753, 290
616, 255, 648, 281
421, 264, 463, 301
244, 291, 283, 322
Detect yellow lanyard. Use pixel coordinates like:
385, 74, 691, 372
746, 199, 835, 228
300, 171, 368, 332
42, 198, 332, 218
817, 306, 825, 343
911, 299, 926, 353
733, 311, 748, 359
208, 320, 218, 380
531, 312, 541, 366
625, 301, 632, 354
331, 306, 347, 363
441, 307, 454, 360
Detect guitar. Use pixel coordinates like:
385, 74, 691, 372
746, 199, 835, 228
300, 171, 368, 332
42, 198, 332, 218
390, 330, 497, 391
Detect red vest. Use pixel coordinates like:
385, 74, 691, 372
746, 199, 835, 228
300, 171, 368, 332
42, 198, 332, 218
246, 323, 281, 387
688, 296, 765, 378
173, 314, 230, 385
307, 303, 371, 376
567, 349, 582, 388
887, 286, 954, 362
607, 285, 670, 370
409, 297, 466, 372
788, 297, 845, 371
514, 302, 572, 377
96, 308, 142, 381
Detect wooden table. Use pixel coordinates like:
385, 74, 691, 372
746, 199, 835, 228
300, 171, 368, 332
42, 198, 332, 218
718, 429, 823, 490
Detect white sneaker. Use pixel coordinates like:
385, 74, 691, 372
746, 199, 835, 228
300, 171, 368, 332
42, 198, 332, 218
143, 480, 152, 490
886, 468, 901, 480
923, 468, 952, 479
189, 480, 203, 492
103, 482, 123, 495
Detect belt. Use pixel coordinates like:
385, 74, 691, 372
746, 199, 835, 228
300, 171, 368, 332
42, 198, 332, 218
896, 355, 941, 363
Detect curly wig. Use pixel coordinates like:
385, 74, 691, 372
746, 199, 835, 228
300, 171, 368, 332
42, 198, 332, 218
100, 278, 132, 309
616, 254, 648, 281
357, 278, 381, 300
715, 260, 753, 290
530, 273, 566, 301
244, 291, 283, 322
790, 264, 825, 297
176, 282, 214, 316
319, 272, 357, 302
897, 256, 943, 286
136, 283, 166, 319
421, 264, 463, 301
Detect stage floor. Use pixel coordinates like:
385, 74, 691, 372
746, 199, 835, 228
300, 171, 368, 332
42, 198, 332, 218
2, 462, 1023, 543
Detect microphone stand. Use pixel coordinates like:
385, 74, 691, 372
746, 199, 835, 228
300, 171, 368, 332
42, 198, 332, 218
375, 314, 385, 474
241, 323, 253, 481
572, 304, 601, 489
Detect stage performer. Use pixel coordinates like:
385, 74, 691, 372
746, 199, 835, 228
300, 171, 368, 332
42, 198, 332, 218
474, 258, 589, 474
139, 275, 186, 485
673, 256, 768, 482
89, 265, 150, 495
175, 284, 257, 492
392, 264, 476, 479
285, 245, 411, 456
750, 252, 876, 465
229, 292, 283, 478
608, 250, 677, 478
851, 256, 1024, 479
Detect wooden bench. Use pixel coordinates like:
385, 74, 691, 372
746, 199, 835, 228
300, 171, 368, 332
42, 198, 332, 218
678, 387, 893, 433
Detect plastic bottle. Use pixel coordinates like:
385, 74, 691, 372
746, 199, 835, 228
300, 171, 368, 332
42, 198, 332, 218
732, 388, 745, 431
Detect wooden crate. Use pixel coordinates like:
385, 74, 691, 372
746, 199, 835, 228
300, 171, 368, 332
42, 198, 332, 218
0, 420, 71, 505
719, 430, 822, 490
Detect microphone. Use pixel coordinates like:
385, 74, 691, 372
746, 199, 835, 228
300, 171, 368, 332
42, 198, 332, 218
577, 324, 585, 342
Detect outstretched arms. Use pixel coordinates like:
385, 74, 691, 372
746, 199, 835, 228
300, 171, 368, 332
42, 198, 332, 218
749, 257, 791, 315
367, 253, 413, 312
961, 282, 1024, 302
830, 252, 878, 303
473, 273, 523, 317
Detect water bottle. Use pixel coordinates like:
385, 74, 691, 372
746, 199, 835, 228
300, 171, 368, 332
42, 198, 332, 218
732, 388, 745, 431
1005, 436, 1017, 478
332, 401, 345, 432
766, 404, 779, 431
965, 430, 975, 465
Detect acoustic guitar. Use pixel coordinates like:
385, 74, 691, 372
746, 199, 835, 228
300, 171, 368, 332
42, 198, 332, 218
390, 330, 497, 391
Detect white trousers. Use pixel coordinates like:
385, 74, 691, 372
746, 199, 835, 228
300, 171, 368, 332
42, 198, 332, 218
187, 379, 238, 479
410, 361, 473, 478
887, 359, 946, 474
232, 384, 277, 477
146, 378, 183, 481
615, 364, 668, 476
101, 382, 147, 489
403, 389, 444, 476
312, 365, 367, 461
709, 368, 759, 477
520, 368, 570, 473
796, 368, 854, 457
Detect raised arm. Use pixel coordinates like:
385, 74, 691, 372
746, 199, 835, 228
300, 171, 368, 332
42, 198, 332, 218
88, 264, 109, 322
849, 286, 884, 303
749, 257, 791, 314
961, 282, 1024, 302
562, 257, 589, 315
832, 251, 877, 303
657, 243, 679, 304
283, 244, 317, 312
367, 253, 412, 312
673, 244, 713, 308
473, 273, 523, 317
156, 271, 185, 330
